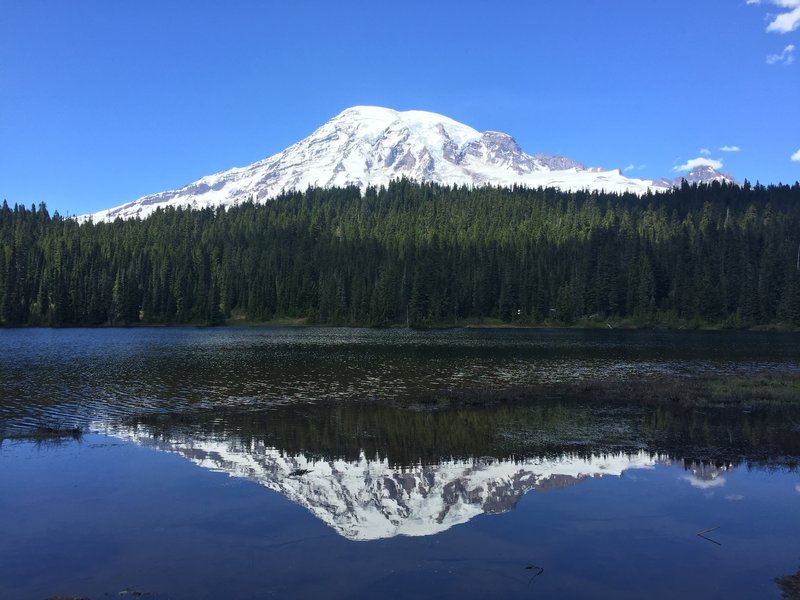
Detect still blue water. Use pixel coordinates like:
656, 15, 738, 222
1, 327, 799, 599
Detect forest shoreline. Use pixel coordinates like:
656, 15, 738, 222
4, 181, 800, 329
2, 318, 798, 332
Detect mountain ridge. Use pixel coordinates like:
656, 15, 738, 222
655, 163, 737, 188
87, 106, 735, 221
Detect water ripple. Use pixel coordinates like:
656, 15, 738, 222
1, 327, 798, 433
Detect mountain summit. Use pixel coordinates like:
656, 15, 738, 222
654, 164, 736, 188
88, 107, 723, 221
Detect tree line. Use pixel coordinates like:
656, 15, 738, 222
2, 179, 799, 328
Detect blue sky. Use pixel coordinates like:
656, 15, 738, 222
2, 0, 799, 216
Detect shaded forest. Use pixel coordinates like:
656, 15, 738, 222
1, 179, 799, 328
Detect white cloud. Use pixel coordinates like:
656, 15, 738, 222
753, 0, 800, 33
767, 4, 800, 33
623, 164, 647, 172
700, 148, 712, 156
725, 494, 745, 501
791, 148, 800, 161
767, 44, 796, 64
681, 474, 727, 489
720, 145, 742, 152
795, 483, 800, 493
674, 157, 724, 172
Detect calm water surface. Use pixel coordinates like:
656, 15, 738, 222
1, 327, 799, 599
1, 327, 799, 429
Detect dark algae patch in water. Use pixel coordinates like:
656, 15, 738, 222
777, 567, 800, 600
1, 424, 83, 444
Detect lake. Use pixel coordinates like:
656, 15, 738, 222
1, 327, 799, 599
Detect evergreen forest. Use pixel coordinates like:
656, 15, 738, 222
2, 179, 799, 328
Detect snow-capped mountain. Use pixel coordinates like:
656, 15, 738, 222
654, 164, 736, 188
88, 106, 670, 221
106, 424, 665, 541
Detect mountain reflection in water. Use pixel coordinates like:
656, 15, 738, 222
108, 424, 669, 541
102, 395, 795, 541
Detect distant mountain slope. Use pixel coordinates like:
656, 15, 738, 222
654, 164, 736, 188
88, 106, 674, 221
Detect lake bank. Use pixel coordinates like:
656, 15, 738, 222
4, 313, 800, 332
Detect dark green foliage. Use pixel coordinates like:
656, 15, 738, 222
1, 180, 799, 327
